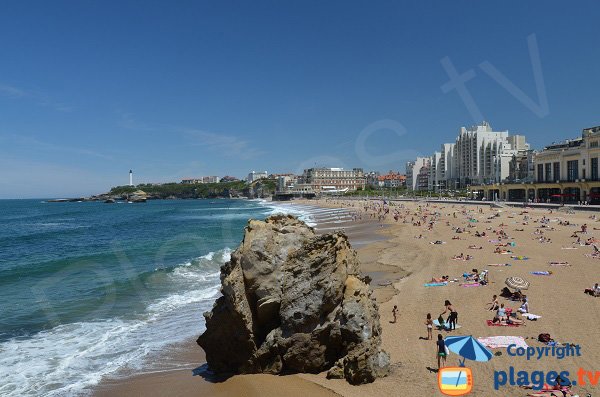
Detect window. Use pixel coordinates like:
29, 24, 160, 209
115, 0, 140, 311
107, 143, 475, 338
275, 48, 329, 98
567, 160, 579, 181
537, 164, 544, 182
592, 158, 599, 181
553, 162, 560, 182
544, 163, 552, 182
591, 141, 599, 148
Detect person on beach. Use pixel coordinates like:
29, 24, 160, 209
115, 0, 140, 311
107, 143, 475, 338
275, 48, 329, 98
518, 298, 529, 313
436, 334, 447, 369
486, 294, 499, 311
497, 303, 507, 322
391, 305, 398, 323
425, 313, 433, 340
440, 300, 458, 330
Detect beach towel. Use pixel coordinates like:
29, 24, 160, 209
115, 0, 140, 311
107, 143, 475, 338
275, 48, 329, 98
511, 256, 529, 260
477, 336, 528, 349
531, 271, 552, 276
486, 320, 521, 327
460, 283, 483, 287
549, 262, 570, 266
433, 319, 462, 330
487, 263, 511, 267
561, 247, 578, 250
424, 282, 447, 287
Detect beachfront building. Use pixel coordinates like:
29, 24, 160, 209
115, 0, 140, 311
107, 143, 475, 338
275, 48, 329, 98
439, 143, 456, 190
469, 126, 600, 203
300, 167, 366, 193
428, 152, 442, 192
380, 171, 406, 188
366, 171, 381, 188
449, 121, 529, 188
406, 157, 430, 191
276, 175, 298, 192
247, 171, 268, 183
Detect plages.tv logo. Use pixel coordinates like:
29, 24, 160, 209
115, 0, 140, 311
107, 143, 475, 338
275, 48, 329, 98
437, 335, 494, 396
438, 367, 473, 396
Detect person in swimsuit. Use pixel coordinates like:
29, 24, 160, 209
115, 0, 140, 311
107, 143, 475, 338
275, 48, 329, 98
436, 334, 447, 369
486, 294, 499, 311
425, 313, 433, 340
440, 300, 458, 330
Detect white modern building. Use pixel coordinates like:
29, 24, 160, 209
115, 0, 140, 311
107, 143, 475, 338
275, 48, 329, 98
450, 121, 529, 188
247, 171, 268, 183
406, 157, 430, 191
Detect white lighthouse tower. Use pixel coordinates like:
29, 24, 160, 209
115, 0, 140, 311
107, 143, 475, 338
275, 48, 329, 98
129, 170, 133, 186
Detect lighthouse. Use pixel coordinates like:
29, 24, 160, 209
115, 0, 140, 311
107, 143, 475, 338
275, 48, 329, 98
129, 170, 133, 186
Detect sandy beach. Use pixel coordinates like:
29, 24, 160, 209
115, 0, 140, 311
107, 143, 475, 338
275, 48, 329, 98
94, 198, 600, 397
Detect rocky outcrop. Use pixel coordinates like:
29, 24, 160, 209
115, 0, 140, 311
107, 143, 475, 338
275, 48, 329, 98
197, 214, 389, 384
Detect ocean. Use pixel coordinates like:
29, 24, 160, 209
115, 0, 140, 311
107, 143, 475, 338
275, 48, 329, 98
0, 198, 312, 396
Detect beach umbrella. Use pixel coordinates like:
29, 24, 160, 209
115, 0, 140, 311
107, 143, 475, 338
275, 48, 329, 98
445, 335, 493, 362
505, 276, 530, 290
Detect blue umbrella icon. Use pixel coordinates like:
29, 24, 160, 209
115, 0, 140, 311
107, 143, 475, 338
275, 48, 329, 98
445, 335, 493, 365
443, 336, 492, 389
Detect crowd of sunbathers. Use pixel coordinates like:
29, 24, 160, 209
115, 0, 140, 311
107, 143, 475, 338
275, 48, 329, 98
486, 293, 529, 325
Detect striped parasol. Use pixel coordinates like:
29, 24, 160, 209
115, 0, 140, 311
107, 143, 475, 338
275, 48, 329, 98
505, 276, 530, 290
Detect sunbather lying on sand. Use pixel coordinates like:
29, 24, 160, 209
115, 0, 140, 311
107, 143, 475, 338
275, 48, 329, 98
584, 283, 600, 297
430, 275, 449, 283
468, 245, 482, 249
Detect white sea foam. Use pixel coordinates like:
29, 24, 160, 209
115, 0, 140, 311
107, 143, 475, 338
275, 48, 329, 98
0, 248, 230, 397
258, 201, 318, 227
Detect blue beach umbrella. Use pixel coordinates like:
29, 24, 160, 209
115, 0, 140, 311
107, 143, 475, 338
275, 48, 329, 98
444, 335, 493, 363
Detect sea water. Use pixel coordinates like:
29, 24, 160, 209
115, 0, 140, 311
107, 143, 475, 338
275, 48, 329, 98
0, 198, 312, 396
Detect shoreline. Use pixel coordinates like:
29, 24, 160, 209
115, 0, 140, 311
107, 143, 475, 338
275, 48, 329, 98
91, 200, 397, 397
93, 198, 600, 397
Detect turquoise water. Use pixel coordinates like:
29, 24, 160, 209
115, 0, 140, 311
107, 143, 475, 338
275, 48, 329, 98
0, 199, 305, 396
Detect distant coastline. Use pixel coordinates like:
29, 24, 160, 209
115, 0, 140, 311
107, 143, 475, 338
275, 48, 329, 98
44, 179, 278, 203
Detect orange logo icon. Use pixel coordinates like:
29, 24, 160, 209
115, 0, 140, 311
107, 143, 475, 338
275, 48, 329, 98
438, 366, 473, 396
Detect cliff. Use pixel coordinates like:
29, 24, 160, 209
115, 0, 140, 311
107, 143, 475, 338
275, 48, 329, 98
197, 215, 390, 384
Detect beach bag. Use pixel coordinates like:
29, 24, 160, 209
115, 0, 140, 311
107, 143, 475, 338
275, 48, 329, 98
538, 333, 551, 343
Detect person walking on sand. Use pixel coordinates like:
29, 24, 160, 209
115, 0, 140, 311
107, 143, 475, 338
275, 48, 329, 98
425, 313, 433, 340
391, 305, 398, 323
436, 334, 447, 369
440, 300, 458, 330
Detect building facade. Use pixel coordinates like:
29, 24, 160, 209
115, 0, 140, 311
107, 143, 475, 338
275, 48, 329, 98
450, 121, 529, 187
406, 157, 430, 191
469, 126, 600, 203
300, 167, 366, 192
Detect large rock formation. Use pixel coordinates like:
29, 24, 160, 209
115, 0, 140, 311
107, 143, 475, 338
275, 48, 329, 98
197, 214, 390, 384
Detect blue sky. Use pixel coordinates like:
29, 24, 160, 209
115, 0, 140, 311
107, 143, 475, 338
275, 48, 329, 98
1, 1, 599, 198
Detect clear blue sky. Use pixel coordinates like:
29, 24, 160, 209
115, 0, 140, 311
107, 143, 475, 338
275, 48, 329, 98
1, 1, 599, 198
